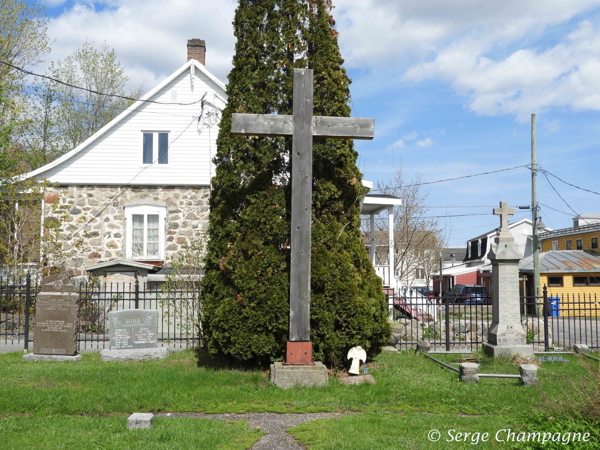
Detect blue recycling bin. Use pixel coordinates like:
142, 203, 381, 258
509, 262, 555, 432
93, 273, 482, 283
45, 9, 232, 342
549, 297, 560, 317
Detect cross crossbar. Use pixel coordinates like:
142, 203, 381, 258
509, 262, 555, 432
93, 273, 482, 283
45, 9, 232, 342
231, 113, 375, 140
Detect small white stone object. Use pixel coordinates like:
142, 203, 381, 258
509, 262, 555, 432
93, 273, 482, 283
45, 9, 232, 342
347, 346, 367, 375
128, 413, 153, 429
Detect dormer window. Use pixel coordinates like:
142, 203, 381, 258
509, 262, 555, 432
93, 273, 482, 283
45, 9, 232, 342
467, 242, 472, 258
142, 132, 169, 165
125, 204, 166, 260
477, 240, 482, 257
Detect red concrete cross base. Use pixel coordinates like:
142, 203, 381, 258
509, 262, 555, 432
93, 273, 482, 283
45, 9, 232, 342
284, 341, 312, 365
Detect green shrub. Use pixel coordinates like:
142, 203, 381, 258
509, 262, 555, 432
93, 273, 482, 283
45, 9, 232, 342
200, 0, 390, 366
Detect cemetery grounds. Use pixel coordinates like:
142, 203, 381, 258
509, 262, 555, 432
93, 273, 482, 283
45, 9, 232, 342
0, 347, 598, 449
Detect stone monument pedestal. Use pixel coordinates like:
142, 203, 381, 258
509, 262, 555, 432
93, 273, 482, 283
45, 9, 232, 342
269, 362, 328, 389
484, 343, 533, 358
23, 353, 82, 362
485, 202, 533, 358
100, 347, 168, 362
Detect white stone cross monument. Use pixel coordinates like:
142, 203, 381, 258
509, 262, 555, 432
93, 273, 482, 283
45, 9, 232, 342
484, 201, 533, 357
231, 69, 374, 385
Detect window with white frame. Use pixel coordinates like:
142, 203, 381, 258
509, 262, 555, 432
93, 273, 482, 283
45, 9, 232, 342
125, 205, 166, 259
552, 240, 559, 250
142, 131, 169, 165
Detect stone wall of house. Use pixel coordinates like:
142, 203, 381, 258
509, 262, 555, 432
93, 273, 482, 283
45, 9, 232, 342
43, 186, 210, 269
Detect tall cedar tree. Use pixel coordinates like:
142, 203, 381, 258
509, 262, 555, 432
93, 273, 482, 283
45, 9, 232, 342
201, 0, 390, 366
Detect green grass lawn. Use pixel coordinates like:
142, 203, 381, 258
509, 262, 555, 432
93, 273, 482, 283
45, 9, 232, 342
0, 349, 597, 449
0, 416, 263, 450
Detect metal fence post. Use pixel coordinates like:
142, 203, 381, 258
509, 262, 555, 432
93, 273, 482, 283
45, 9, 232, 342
543, 284, 549, 352
135, 278, 140, 310
445, 299, 450, 351
24, 273, 31, 353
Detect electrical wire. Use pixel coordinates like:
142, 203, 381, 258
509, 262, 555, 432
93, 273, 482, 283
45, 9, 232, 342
540, 169, 580, 217
18, 88, 202, 119
1, 60, 204, 106
371, 164, 529, 191
539, 202, 572, 216
540, 168, 600, 197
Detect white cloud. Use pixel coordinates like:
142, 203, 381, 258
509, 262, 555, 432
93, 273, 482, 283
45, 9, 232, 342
416, 137, 434, 147
402, 131, 418, 141
334, 1, 600, 120
387, 138, 405, 149
43, 1, 237, 91
335, 0, 600, 68
405, 20, 600, 121
544, 119, 561, 133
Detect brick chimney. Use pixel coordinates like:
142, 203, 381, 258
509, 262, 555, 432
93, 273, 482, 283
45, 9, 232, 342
187, 39, 206, 65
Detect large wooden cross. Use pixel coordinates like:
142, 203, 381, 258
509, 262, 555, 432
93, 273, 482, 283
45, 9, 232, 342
231, 68, 375, 364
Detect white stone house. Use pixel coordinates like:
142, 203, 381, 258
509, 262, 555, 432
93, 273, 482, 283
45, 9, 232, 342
24, 40, 225, 281
25, 39, 400, 290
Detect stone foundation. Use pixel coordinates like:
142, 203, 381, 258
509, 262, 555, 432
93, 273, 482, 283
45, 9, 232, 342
269, 362, 329, 389
43, 185, 210, 269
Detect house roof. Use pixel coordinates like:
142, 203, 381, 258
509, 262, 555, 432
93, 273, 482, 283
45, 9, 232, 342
470, 218, 538, 241
519, 250, 600, 274
443, 246, 467, 262
23, 59, 226, 181
84, 260, 161, 272
361, 194, 403, 215
539, 222, 600, 241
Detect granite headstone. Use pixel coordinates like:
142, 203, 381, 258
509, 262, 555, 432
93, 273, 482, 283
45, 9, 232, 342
101, 309, 167, 361
24, 268, 82, 362
108, 310, 158, 350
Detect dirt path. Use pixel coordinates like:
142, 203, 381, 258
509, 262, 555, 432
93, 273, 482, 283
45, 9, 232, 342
157, 411, 353, 449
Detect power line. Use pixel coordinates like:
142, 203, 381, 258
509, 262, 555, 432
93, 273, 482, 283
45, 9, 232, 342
540, 169, 579, 217
18, 88, 201, 119
423, 205, 507, 209
539, 168, 600, 197
1, 60, 204, 106
371, 164, 529, 191
539, 202, 572, 216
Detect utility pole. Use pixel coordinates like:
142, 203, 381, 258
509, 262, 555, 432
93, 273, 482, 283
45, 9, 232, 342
531, 114, 541, 310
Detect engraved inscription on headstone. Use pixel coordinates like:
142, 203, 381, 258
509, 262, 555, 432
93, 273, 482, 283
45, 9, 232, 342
32, 269, 80, 356
108, 310, 158, 350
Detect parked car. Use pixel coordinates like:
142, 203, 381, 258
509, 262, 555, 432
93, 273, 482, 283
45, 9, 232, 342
411, 286, 435, 298
447, 284, 490, 304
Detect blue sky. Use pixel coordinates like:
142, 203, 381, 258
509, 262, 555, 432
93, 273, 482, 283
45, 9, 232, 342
28, 0, 600, 246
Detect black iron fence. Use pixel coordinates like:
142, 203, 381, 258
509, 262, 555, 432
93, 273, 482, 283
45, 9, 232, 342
3, 276, 598, 352
388, 286, 599, 351
0, 275, 34, 349
0, 275, 200, 351
77, 280, 200, 351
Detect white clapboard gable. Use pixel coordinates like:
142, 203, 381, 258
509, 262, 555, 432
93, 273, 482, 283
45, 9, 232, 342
27, 60, 227, 186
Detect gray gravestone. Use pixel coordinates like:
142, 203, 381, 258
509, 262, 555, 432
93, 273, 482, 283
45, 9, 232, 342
484, 202, 533, 358
24, 269, 81, 362
101, 310, 167, 361
108, 310, 158, 350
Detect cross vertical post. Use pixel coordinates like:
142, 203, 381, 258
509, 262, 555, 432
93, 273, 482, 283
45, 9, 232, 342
289, 69, 313, 343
